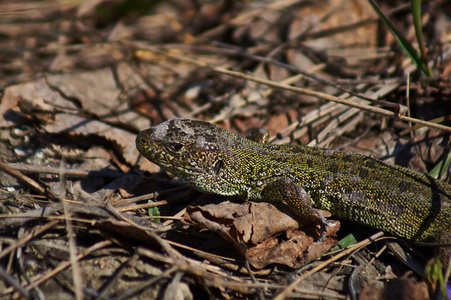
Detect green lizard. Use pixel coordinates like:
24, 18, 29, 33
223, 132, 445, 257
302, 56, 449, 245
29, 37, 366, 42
136, 118, 451, 254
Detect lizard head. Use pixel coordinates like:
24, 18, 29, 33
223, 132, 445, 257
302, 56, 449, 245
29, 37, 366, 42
136, 118, 231, 193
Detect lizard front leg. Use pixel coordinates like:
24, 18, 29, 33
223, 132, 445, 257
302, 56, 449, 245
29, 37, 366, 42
247, 128, 329, 241
261, 177, 328, 242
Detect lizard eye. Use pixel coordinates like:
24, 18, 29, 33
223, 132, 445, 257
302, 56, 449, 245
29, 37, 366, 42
168, 143, 184, 152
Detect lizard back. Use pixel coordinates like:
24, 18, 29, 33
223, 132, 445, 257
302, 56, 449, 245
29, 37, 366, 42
136, 118, 451, 244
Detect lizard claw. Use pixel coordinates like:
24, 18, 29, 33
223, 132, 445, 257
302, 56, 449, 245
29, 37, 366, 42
315, 214, 331, 243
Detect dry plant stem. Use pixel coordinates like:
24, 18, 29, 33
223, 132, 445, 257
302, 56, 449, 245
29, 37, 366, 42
244, 260, 265, 300
5, 163, 124, 178
139, 42, 400, 109
25, 241, 113, 293
371, 244, 388, 264
164, 239, 273, 276
165, 271, 184, 300
0, 240, 113, 297
166, 241, 271, 276
214, 43, 399, 108
59, 161, 83, 300
136, 247, 272, 294
271, 101, 349, 144
111, 186, 189, 207
5, 248, 14, 283
215, 81, 395, 145
136, 247, 244, 282
314, 111, 365, 148
273, 231, 385, 300
104, 200, 182, 259
0, 263, 29, 299
97, 254, 140, 299
112, 192, 159, 207
136, 247, 344, 298
0, 161, 58, 199
385, 240, 424, 276
0, 201, 116, 228
115, 266, 178, 300
152, 49, 451, 133
0, 220, 59, 260
117, 200, 167, 212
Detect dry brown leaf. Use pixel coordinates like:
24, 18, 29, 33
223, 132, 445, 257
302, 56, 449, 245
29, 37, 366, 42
0, 63, 154, 171
246, 223, 339, 269
184, 201, 339, 268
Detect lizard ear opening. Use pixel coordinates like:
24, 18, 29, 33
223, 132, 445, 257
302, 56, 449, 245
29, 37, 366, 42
213, 159, 223, 175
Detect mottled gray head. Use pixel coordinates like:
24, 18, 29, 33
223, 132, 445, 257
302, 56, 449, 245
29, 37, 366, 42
136, 118, 230, 192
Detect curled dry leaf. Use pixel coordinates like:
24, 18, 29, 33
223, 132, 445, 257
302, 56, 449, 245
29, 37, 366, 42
184, 201, 339, 268
0, 63, 153, 172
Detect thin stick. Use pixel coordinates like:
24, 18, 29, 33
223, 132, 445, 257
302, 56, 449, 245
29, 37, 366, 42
274, 231, 385, 300
150, 49, 451, 133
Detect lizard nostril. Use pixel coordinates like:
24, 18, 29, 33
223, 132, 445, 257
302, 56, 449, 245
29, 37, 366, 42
136, 131, 144, 146
136, 129, 154, 150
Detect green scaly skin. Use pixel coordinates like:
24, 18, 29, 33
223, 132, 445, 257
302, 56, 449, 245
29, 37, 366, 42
136, 118, 451, 250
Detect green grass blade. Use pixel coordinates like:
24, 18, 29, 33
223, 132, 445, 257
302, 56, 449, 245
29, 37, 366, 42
411, 0, 433, 76
367, 0, 430, 76
428, 150, 451, 180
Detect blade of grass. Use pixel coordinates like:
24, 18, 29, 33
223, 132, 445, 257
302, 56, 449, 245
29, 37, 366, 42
424, 258, 450, 300
428, 151, 451, 180
367, 0, 431, 76
411, 0, 433, 76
